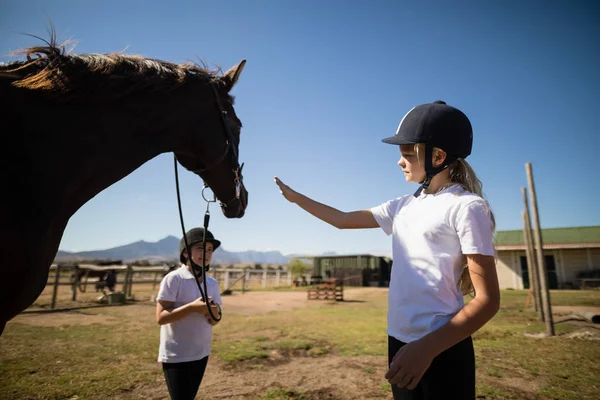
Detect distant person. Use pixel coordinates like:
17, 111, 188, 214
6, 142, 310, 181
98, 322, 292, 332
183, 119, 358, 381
103, 269, 117, 292
156, 228, 223, 400
95, 269, 117, 301
90, 268, 117, 294
274, 100, 499, 399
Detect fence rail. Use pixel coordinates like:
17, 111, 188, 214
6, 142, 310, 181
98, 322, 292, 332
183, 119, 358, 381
45, 264, 293, 309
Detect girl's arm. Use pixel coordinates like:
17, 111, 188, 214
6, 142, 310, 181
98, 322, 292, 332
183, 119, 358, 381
386, 254, 500, 389
156, 297, 212, 325
420, 254, 500, 354
274, 177, 378, 229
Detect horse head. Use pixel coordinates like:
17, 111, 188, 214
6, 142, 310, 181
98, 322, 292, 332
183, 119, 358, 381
174, 60, 248, 218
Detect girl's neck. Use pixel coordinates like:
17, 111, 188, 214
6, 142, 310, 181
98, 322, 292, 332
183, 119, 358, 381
423, 171, 452, 194
187, 265, 205, 276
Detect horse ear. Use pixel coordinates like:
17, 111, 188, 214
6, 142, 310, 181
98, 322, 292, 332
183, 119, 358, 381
222, 59, 246, 91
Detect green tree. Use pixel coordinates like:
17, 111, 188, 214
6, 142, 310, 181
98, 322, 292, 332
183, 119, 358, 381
288, 258, 311, 279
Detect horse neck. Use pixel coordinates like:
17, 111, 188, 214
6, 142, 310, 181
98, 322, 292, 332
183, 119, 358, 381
47, 116, 169, 219
9, 99, 182, 223
2, 78, 217, 242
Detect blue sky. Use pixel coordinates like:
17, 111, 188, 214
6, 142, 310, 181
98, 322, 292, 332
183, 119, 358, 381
2, 1, 599, 256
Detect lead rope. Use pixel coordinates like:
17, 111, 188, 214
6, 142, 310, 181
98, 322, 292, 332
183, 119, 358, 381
174, 155, 222, 322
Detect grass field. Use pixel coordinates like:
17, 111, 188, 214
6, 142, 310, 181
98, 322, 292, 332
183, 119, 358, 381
1, 287, 599, 400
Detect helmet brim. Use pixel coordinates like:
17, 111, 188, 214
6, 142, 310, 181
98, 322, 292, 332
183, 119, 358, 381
381, 136, 420, 145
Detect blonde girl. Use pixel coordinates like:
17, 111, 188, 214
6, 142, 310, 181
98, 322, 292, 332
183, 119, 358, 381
274, 100, 499, 399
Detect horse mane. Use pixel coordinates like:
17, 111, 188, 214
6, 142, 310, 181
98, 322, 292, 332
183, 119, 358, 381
1, 27, 225, 103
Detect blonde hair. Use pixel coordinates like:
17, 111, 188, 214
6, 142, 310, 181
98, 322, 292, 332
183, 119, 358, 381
415, 144, 496, 296
450, 158, 496, 296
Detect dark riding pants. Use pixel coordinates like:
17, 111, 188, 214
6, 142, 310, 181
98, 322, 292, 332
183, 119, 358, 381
162, 357, 209, 400
388, 335, 475, 400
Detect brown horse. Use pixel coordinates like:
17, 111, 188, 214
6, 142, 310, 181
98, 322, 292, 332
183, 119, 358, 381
0, 31, 249, 334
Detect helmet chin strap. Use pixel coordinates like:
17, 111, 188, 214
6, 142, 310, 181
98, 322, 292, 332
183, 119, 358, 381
191, 263, 209, 274
413, 144, 455, 197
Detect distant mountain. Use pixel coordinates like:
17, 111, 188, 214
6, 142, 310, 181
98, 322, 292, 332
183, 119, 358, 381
55, 236, 293, 265
56, 236, 180, 263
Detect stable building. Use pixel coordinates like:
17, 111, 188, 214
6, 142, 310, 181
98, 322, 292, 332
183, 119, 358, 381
494, 226, 600, 289
307, 226, 600, 290
310, 254, 391, 287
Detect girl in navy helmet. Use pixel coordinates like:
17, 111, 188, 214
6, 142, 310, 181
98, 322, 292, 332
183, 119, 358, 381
274, 100, 499, 400
156, 227, 223, 400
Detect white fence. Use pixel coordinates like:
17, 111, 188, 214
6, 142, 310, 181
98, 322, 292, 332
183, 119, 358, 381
46, 264, 171, 308
45, 265, 293, 309
209, 268, 292, 291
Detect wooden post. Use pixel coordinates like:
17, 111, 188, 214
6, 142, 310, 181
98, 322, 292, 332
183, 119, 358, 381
522, 205, 541, 318
525, 163, 555, 336
521, 213, 534, 297
122, 266, 130, 298
262, 270, 267, 289
51, 265, 61, 309
72, 266, 79, 301
121, 269, 127, 294
127, 266, 133, 298
522, 188, 542, 311
526, 209, 543, 318
153, 271, 159, 290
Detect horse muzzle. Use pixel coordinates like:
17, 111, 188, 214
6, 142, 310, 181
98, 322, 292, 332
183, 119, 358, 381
220, 185, 248, 218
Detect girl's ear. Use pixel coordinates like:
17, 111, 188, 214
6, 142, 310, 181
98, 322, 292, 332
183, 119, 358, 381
433, 148, 448, 167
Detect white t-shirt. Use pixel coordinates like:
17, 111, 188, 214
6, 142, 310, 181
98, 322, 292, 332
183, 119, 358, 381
157, 265, 222, 363
370, 184, 495, 343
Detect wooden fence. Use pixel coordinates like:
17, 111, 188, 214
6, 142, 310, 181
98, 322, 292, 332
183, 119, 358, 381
47, 264, 170, 308
46, 265, 293, 309
211, 268, 292, 292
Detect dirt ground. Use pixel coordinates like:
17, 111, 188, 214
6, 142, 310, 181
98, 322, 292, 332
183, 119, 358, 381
21, 285, 600, 330
15, 288, 395, 400
12, 288, 600, 400
19, 285, 344, 325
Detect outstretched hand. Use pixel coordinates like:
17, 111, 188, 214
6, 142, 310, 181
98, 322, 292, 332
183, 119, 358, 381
274, 177, 298, 203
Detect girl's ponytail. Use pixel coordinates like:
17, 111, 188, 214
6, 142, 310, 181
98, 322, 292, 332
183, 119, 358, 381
450, 158, 496, 296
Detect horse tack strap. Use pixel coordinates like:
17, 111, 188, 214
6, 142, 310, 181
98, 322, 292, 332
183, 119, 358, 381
210, 83, 240, 162
189, 83, 243, 193
234, 163, 244, 199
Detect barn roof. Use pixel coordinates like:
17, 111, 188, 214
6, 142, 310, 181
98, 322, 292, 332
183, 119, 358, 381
495, 226, 600, 250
